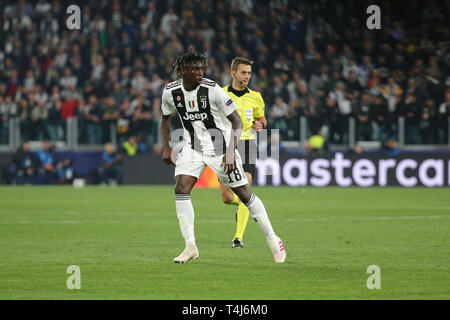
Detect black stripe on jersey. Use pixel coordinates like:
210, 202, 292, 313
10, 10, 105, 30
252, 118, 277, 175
171, 88, 202, 153
197, 86, 227, 155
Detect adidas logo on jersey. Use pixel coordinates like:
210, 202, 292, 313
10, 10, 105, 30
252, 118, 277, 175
182, 112, 208, 121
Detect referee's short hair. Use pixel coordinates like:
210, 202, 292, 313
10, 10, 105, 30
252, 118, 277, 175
231, 57, 253, 71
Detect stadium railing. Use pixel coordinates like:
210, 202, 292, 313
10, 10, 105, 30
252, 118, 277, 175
0, 116, 449, 153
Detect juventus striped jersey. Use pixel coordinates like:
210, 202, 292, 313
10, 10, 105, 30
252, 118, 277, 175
161, 78, 238, 156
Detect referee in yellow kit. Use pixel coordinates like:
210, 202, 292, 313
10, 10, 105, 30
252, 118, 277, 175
220, 57, 267, 248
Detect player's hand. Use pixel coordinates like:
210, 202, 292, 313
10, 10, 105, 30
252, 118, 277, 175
221, 150, 236, 174
162, 146, 176, 167
252, 120, 263, 131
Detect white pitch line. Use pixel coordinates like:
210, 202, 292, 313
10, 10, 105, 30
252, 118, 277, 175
0, 215, 447, 225
0, 220, 121, 224
285, 215, 449, 223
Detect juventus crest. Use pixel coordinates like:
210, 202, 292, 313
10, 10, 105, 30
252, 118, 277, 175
199, 96, 207, 109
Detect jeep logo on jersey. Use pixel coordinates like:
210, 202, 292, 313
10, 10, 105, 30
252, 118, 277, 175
182, 112, 208, 121
187, 100, 199, 112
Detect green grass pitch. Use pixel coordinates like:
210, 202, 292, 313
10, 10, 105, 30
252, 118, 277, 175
0, 186, 449, 299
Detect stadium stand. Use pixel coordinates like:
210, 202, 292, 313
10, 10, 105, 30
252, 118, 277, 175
0, 1, 449, 165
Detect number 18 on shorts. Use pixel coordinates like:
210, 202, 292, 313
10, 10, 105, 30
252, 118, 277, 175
174, 147, 248, 188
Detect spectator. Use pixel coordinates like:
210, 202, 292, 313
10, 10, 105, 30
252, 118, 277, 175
148, 74, 163, 98
37, 140, 56, 184
307, 128, 328, 155
111, 82, 126, 107
273, 54, 291, 73
56, 158, 76, 184
401, 94, 421, 144
119, 135, 139, 157
1, 95, 18, 144
371, 96, 389, 142
0, 96, 5, 143
160, 7, 179, 38
405, 78, 423, 103
23, 70, 36, 94
30, 99, 49, 140
99, 142, 122, 185
303, 95, 322, 136
101, 97, 119, 143
0, 0, 448, 152
59, 67, 78, 97
272, 75, 290, 104
6, 70, 21, 97
420, 97, 439, 144
438, 90, 450, 143
130, 94, 152, 142
329, 81, 352, 143
46, 99, 63, 141
309, 64, 329, 94
11, 141, 37, 184
355, 93, 373, 141
342, 56, 359, 80
321, 96, 341, 143
54, 47, 68, 71
381, 76, 403, 114
90, 54, 105, 91
130, 69, 149, 96
357, 55, 374, 87
382, 139, 400, 156
18, 98, 31, 142
82, 95, 103, 144
269, 97, 290, 139
367, 70, 383, 97
293, 79, 309, 107
116, 98, 133, 144
149, 96, 162, 145
350, 144, 364, 155
345, 71, 363, 96
285, 98, 302, 140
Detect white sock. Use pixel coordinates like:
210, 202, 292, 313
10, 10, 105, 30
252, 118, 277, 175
175, 194, 196, 246
244, 193, 277, 241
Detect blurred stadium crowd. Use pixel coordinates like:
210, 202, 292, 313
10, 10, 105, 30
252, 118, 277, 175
0, 0, 449, 150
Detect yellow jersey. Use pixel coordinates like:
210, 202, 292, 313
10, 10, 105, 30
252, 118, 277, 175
223, 85, 265, 140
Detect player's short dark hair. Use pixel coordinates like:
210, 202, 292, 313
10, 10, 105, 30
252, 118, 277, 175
173, 50, 208, 78
231, 57, 253, 71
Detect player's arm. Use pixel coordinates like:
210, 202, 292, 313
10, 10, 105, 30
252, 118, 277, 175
160, 114, 175, 166
216, 83, 241, 174
227, 110, 243, 150
215, 84, 241, 173
223, 110, 243, 174
160, 89, 176, 166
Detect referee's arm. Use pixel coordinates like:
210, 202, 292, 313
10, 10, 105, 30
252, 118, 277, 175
252, 116, 267, 131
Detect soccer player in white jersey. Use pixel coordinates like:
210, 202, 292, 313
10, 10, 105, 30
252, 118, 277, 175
160, 50, 286, 263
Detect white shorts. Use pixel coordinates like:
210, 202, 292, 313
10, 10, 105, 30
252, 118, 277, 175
174, 147, 248, 188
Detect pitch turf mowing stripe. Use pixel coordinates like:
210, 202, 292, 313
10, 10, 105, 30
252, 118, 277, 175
0, 186, 448, 299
